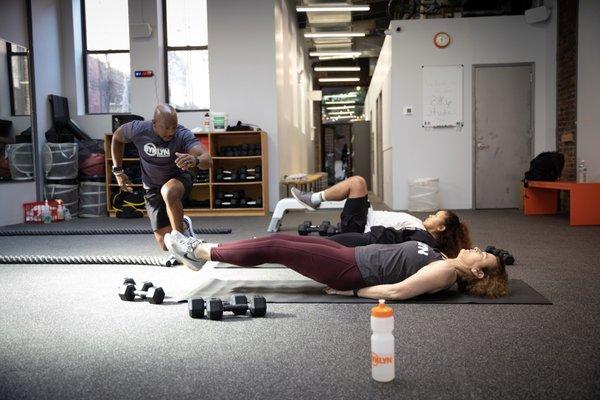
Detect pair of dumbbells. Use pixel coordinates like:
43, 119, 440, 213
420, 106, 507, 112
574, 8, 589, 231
298, 220, 331, 236
188, 294, 267, 320
239, 197, 263, 208
485, 246, 515, 265
240, 143, 261, 156
216, 168, 239, 182
118, 278, 165, 304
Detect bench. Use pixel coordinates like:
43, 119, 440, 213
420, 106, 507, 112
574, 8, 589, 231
267, 198, 346, 232
523, 181, 600, 225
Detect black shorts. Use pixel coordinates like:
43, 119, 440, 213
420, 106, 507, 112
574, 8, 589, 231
144, 173, 193, 231
340, 195, 370, 234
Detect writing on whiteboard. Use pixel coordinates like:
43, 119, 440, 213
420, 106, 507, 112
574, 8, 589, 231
422, 65, 463, 128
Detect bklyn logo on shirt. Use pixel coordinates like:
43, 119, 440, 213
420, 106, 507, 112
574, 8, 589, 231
417, 242, 429, 256
144, 143, 170, 157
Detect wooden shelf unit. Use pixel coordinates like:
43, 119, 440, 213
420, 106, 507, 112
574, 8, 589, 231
104, 130, 268, 217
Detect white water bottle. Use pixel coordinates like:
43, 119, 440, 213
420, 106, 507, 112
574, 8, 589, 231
371, 299, 395, 382
203, 113, 211, 132
577, 160, 587, 183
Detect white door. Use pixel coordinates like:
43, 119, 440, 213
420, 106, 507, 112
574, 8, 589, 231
474, 64, 533, 208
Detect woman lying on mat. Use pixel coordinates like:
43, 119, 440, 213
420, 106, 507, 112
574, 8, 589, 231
165, 231, 508, 300
330, 209, 471, 258
291, 176, 471, 258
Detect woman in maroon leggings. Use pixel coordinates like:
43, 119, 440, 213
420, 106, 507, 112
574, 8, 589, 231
165, 231, 508, 300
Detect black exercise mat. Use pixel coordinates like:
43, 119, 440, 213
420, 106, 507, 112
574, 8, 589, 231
184, 278, 552, 304
213, 262, 283, 269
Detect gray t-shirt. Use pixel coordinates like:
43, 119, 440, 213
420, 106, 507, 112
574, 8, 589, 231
355, 241, 443, 286
121, 120, 200, 189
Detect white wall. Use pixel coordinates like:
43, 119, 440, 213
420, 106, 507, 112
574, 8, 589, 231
365, 37, 392, 199
208, 0, 280, 209
367, 11, 557, 210
577, 0, 600, 182
0, 0, 28, 47
274, 0, 315, 180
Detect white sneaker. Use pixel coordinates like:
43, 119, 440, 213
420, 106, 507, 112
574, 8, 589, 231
182, 215, 196, 238
165, 230, 206, 271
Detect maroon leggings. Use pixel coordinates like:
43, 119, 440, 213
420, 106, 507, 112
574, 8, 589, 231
210, 234, 366, 290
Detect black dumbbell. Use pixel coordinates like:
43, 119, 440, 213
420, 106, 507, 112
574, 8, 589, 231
239, 197, 263, 207
298, 220, 320, 236
326, 222, 341, 236
318, 221, 331, 236
118, 282, 165, 304
239, 172, 261, 181
216, 190, 245, 200
484, 245, 515, 265
216, 172, 239, 182
215, 198, 239, 208
216, 167, 236, 175
239, 165, 262, 175
189, 295, 268, 320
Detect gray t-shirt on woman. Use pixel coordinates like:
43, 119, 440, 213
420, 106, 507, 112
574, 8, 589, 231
355, 241, 443, 286
121, 120, 199, 189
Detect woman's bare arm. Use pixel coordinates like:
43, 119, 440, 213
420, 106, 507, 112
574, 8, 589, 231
326, 260, 457, 300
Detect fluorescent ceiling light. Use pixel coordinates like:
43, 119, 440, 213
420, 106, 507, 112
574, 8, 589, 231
323, 100, 357, 105
309, 51, 361, 58
319, 77, 360, 82
328, 112, 356, 116
323, 92, 357, 99
326, 105, 356, 110
314, 66, 360, 72
305, 32, 366, 38
297, 5, 370, 12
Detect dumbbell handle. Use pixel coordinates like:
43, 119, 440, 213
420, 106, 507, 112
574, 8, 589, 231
222, 302, 249, 313
133, 289, 151, 299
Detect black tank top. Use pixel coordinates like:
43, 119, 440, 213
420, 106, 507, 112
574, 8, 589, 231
354, 241, 443, 286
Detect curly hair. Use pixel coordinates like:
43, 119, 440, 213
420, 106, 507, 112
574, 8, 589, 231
435, 211, 472, 258
457, 255, 509, 298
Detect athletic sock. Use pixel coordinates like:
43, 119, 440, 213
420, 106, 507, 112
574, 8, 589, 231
311, 191, 325, 204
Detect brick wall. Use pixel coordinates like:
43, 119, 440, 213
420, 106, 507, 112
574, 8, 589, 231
556, 0, 578, 181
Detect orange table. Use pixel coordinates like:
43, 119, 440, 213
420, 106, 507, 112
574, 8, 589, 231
523, 181, 600, 226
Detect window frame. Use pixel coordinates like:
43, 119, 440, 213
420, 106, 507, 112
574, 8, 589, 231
6, 43, 31, 116
80, 0, 131, 115
162, 0, 210, 112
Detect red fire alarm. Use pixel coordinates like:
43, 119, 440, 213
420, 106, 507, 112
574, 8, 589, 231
134, 70, 154, 78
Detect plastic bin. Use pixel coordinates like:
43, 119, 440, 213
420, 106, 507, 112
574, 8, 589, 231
408, 177, 439, 212
45, 183, 78, 217
6, 143, 34, 180
43, 142, 78, 179
79, 181, 107, 218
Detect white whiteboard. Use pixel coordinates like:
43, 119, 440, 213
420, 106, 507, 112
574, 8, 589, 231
422, 65, 463, 128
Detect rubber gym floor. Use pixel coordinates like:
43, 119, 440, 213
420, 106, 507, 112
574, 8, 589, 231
0, 208, 598, 400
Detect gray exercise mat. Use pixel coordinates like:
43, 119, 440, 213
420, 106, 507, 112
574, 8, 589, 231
185, 278, 552, 304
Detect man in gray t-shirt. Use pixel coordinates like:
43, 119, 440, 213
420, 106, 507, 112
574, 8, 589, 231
111, 103, 211, 251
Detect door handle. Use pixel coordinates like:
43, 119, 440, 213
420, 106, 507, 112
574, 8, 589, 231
476, 143, 489, 150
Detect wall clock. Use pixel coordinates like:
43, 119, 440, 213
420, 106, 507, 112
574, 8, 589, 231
433, 32, 451, 48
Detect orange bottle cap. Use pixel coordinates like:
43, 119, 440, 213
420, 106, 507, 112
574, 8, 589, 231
371, 299, 393, 318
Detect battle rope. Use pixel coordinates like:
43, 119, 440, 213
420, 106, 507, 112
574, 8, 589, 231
0, 227, 231, 236
0, 255, 175, 267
